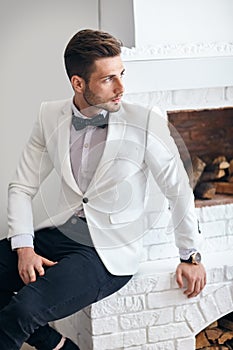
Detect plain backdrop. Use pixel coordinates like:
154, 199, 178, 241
0, 0, 99, 236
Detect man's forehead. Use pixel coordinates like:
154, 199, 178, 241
92, 56, 124, 76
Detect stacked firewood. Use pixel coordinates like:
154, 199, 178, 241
191, 155, 233, 199
196, 314, 233, 349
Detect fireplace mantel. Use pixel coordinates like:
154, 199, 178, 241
100, 0, 233, 94
122, 42, 233, 94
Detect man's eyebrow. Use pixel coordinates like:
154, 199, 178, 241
101, 69, 125, 79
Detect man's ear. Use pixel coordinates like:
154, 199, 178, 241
71, 75, 85, 93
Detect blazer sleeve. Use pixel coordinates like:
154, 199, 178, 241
8, 102, 54, 239
144, 107, 201, 250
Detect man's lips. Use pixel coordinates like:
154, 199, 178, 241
111, 96, 122, 103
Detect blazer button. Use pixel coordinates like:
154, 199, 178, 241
71, 217, 78, 225
83, 197, 89, 203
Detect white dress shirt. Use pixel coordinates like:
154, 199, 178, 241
70, 104, 108, 196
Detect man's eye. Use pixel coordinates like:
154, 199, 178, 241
104, 77, 112, 82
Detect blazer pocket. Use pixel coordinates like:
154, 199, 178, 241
109, 209, 143, 224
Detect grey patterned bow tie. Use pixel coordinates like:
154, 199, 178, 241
72, 112, 109, 131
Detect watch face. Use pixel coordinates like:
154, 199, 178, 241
192, 252, 201, 264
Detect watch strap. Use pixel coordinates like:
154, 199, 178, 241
180, 256, 193, 263
180, 252, 201, 265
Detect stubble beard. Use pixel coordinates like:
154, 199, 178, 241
83, 85, 122, 113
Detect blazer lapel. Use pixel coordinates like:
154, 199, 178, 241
86, 107, 126, 192
57, 100, 83, 195
57, 101, 126, 195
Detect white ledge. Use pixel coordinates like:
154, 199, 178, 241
122, 42, 233, 61
137, 250, 233, 276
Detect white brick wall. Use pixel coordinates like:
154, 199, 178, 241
143, 202, 233, 264
52, 88, 233, 349
53, 260, 233, 349
176, 337, 196, 350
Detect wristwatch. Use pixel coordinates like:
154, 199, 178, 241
180, 252, 201, 265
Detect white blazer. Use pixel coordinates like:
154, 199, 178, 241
8, 99, 200, 275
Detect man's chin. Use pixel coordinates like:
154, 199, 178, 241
104, 101, 121, 113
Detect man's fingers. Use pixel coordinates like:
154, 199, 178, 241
26, 267, 37, 283
17, 248, 56, 284
185, 279, 201, 298
194, 279, 202, 296
184, 277, 195, 296
176, 267, 183, 288
204, 272, 207, 287
21, 261, 54, 283
42, 257, 57, 267
20, 272, 29, 285
20, 268, 36, 284
36, 265, 45, 277
200, 276, 206, 292
176, 263, 206, 298
31, 258, 57, 279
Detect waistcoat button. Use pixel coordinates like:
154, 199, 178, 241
83, 197, 89, 203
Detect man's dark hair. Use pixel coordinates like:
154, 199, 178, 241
64, 29, 122, 82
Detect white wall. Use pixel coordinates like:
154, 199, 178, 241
133, 0, 233, 47
0, 0, 99, 235
99, 0, 135, 47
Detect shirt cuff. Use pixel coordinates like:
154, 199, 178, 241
179, 248, 197, 260
11, 234, 34, 250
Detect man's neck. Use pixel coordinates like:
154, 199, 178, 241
73, 96, 102, 118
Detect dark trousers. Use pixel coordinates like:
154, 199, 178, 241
0, 224, 132, 350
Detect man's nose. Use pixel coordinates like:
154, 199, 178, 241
114, 77, 124, 94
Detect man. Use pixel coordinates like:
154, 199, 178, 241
0, 29, 206, 350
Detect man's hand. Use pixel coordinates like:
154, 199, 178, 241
176, 262, 206, 298
17, 247, 57, 284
